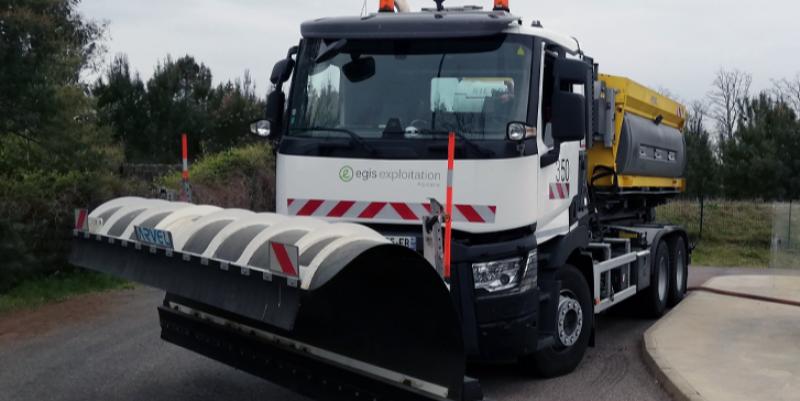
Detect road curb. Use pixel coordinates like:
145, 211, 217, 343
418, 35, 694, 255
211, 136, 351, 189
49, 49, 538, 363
641, 299, 706, 401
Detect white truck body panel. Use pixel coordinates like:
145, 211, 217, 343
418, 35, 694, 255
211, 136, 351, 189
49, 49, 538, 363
277, 153, 554, 234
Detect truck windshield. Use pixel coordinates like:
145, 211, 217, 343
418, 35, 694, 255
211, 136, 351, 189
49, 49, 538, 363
287, 35, 532, 141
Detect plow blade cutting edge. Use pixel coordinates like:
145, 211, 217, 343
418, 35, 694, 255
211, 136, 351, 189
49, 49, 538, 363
68, 198, 482, 401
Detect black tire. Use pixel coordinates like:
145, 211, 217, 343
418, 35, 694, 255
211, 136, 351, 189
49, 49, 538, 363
641, 240, 670, 318
668, 236, 688, 307
522, 264, 592, 378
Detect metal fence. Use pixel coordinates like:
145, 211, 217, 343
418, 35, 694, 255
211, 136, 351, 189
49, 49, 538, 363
655, 198, 800, 268
770, 201, 800, 268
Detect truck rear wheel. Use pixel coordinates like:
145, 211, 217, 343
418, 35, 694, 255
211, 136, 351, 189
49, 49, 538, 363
522, 264, 592, 378
641, 240, 670, 317
668, 236, 688, 306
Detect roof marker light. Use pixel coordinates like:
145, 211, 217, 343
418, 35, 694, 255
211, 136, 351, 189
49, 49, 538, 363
379, 0, 395, 12
493, 0, 509, 11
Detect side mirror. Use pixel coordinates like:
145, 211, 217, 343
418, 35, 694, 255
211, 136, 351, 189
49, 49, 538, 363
250, 120, 271, 137
551, 58, 592, 142
551, 91, 586, 142
270, 58, 295, 85
257, 49, 298, 140
261, 89, 286, 138
541, 58, 593, 167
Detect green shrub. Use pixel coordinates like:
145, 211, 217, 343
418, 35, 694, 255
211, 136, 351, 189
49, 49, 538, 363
0, 169, 149, 292
158, 142, 275, 211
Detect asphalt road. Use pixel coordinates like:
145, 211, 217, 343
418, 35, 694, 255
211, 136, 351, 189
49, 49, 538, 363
1, 266, 793, 401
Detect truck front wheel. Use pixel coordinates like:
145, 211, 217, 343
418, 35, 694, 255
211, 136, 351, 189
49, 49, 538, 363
522, 264, 592, 378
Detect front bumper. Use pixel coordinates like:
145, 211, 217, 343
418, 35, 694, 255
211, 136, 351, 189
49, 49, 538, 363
472, 288, 540, 361
371, 224, 541, 362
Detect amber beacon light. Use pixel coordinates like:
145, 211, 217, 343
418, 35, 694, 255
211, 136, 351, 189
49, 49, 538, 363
379, 0, 395, 12
493, 0, 510, 11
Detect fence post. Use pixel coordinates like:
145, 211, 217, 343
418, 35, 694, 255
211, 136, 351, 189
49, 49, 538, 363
698, 195, 705, 241
789, 199, 793, 247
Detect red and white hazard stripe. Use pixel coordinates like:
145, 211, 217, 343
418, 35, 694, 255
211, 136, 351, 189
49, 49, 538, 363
287, 199, 497, 224
549, 182, 570, 200
74, 208, 89, 231
268, 241, 299, 278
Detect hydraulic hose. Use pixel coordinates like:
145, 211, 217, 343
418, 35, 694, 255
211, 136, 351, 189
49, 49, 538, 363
688, 286, 800, 308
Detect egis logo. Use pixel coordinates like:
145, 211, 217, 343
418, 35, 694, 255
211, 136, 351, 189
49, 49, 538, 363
338, 165, 442, 186
339, 166, 354, 182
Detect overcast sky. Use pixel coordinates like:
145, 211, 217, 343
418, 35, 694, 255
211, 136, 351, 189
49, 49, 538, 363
80, 0, 797, 103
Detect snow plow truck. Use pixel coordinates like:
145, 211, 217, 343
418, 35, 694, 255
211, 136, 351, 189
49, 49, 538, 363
69, 1, 690, 400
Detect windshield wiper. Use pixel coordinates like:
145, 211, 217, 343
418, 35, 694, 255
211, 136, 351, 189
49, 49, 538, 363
421, 129, 496, 158
292, 127, 377, 155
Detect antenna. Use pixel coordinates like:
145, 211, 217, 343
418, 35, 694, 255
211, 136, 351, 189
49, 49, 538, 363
571, 36, 583, 55
433, 0, 445, 11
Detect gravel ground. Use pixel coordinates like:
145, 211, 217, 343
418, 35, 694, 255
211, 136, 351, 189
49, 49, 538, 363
3, 266, 785, 401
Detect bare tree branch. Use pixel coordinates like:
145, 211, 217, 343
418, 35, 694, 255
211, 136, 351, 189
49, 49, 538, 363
772, 73, 800, 116
707, 68, 752, 142
686, 100, 708, 135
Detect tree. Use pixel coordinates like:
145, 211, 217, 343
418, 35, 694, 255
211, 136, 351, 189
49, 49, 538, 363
708, 68, 752, 143
720, 94, 800, 200
92, 53, 265, 163
145, 55, 213, 162
0, 0, 105, 145
683, 101, 720, 198
773, 73, 800, 117
93, 55, 150, 161
206, 70, 264, 154
0, 0, 128, 291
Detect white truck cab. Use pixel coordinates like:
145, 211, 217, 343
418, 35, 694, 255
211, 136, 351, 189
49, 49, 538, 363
255, 2, 688, 378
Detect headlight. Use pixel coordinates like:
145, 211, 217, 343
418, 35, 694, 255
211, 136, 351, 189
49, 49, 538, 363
472, 257, 523, 292
524, 249, 537, 286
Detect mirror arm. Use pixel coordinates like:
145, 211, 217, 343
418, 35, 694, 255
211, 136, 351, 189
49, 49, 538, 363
540, 140, 561, 167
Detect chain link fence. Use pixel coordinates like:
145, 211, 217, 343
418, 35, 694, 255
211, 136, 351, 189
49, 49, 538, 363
655, 198, 799, 268
770, 201, 800, 268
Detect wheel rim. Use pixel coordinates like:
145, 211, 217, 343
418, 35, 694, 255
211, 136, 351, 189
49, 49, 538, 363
675, 249, 685, 293
556, 290, 583, 348
657, 255, 668, 302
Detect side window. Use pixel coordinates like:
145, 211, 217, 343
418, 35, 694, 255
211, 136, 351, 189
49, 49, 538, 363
542, 53, 556, 148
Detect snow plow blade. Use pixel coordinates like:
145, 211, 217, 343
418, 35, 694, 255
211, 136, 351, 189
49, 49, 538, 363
68, 198, 481, 401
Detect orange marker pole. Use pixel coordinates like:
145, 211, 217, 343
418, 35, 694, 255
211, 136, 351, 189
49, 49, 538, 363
181, 133, 192, 202
444, 132, 455, 279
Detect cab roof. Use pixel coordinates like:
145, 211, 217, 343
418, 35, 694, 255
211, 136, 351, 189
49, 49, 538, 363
300, 10, 580, 54
301, 10, 522, 40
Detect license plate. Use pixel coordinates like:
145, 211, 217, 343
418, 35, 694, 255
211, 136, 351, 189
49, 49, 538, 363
386, 235, 417, 250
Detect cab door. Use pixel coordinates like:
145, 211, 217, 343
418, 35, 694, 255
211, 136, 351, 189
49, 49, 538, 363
535, 49, 591, 243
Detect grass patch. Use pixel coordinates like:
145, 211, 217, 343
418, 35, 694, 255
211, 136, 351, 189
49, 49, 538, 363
0, 270, 133, 315
656, 200, 773, 267
690, 243, 770, 268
